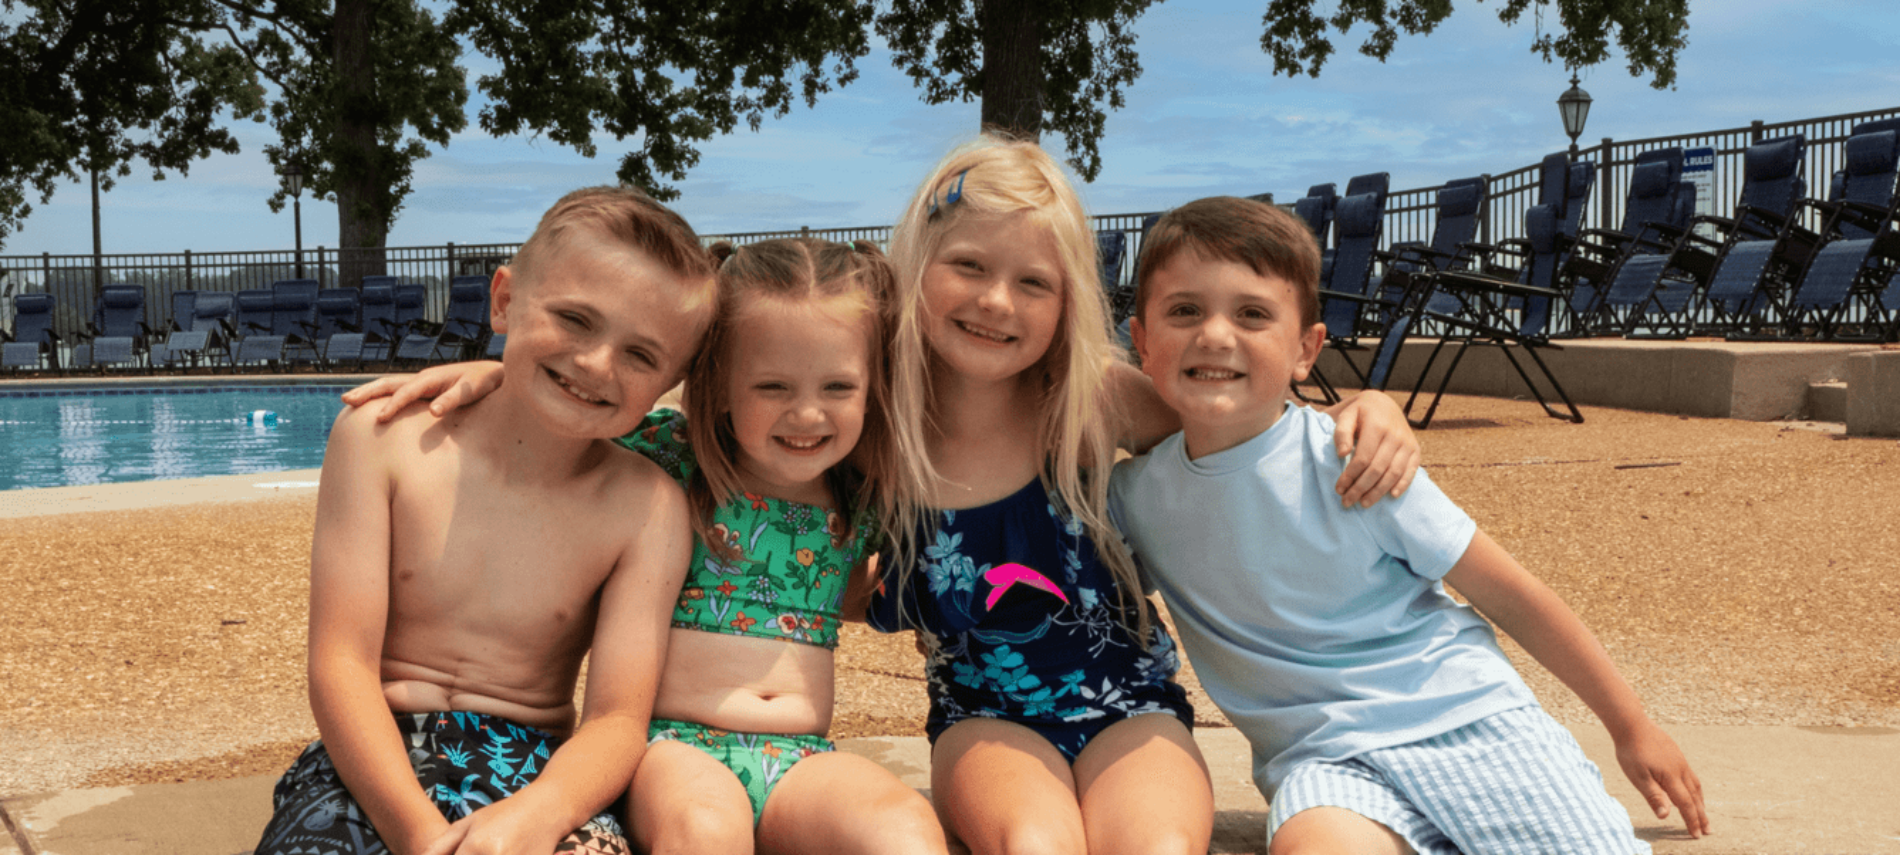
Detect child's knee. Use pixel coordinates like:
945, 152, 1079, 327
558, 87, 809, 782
1268, 807, 1411, 855
638, 797, 755, 853
984, 820, 1088, 855
854, 792, 947, 853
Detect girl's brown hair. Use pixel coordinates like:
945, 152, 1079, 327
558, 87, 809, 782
682, 237, 904, 548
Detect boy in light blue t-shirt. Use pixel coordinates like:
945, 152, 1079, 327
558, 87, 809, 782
1106, 196, 1709, 854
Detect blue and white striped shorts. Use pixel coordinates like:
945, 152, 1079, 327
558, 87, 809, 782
1267, 706, 1650, 855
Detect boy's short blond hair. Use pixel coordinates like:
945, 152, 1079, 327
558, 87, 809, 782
1135, 196, 1322, 327
509, 185, 717, 292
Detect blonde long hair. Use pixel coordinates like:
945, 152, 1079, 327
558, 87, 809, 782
884, 134, 1146, 636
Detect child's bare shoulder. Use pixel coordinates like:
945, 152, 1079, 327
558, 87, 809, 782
587, 436, 688, 514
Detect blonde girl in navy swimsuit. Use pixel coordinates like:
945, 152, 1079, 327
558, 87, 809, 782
863, 136, 1424, 855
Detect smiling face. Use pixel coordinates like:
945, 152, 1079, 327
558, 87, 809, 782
490, 239, 713, 440
721, 293, 875, 505
1132, 249, 1325, 459
919, 210, 1066, 387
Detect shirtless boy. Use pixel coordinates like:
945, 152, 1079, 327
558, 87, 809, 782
254, 186, 716, 855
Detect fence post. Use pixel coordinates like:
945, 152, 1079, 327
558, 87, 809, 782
317, 246, 328, 286
446, 242, 456, 282
1599, 137, 1615, 232
184, 250, 193, 290
1750, 120, 1765, 144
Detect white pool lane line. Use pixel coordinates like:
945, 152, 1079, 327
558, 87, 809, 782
0, 468, 323, 519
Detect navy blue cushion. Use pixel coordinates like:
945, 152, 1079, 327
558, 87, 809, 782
101, 286, 144, 308
1345, 172, 1388, 203
1538, 153, 1568, 204
1438, 183, 1482, 218
1335, 193, 1382, 239
1305, 183, 1337, 201
1294, 196, 1328, 238
1853, 117, 1900, 138
1746, 136, 1803, 182
1567, 161, 1595, 198
1630, 161, 1673, 199
1846, 130, 1897, 180
14, 293, 54, 314
1526, 203, 1560, 253
193, 292, 233, 318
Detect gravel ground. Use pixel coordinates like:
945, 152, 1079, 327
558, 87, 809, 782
2, 395, 1896, 799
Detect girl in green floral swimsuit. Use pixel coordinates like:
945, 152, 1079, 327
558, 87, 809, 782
618, 237, 946, 855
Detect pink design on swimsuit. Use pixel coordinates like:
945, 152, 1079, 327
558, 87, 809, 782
983, 563, 1070, 611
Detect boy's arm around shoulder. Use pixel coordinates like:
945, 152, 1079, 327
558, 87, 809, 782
306, 404, 454, 855
1444, 531, 1710, 838
423, 452, 696, 855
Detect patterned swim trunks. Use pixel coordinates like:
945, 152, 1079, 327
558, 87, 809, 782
255, 710, 629, 855
647, 717, 836, 824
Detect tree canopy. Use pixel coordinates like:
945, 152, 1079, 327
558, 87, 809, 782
0, 0, 1690, 254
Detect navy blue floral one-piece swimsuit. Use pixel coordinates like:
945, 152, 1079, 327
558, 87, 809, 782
867, 477, 1193, 760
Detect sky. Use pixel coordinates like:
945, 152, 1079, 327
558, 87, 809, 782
8, 0, 1899, 256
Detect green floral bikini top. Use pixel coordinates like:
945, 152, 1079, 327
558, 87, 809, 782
616, 409, 874, 650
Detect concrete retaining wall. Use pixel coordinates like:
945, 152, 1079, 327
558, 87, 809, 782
1314, 339, 1883, 422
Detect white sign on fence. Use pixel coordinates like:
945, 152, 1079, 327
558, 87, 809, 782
1684, 146, 1717, 238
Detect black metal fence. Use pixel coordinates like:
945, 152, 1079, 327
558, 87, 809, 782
1378, 106, 1900, 258
6, 105, 1896, 344
0, 243, 522, 340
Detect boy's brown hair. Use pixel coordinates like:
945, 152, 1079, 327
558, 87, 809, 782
1134, 196, 1322, 327
509, 185, 718, 291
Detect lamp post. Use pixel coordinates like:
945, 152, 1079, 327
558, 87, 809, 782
282, 161, 305, 279
1557, 73, 1593, 158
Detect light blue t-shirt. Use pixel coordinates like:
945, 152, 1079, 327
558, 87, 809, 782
1108, 403, 1538, 797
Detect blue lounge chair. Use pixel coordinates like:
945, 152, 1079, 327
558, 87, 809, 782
151, 290, 198, 368
1563, 149, 1690, 331
85, 284, 154, 371
1309, 191, 1390, 400
1680, 134, 1810, 335
229, 289, 285, 370
315, 288, 366, 370
1406, 203, 1584, 427
267, 279, 322, 365
1771, 129, 1900, 340
398, 277, 491, 365
1376, 176, 1490, 314
2, 292, 59, 372
1097, 230, 1132, 324
1295, 184, 1340, 292
357, 281, 403, 364
161, 291, 236, 370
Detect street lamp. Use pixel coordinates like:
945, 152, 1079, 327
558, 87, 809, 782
1557, 73, 1593, 158
282, 161, 305, 279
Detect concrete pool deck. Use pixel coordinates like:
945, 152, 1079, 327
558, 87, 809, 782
3, 362, 1898, 853
4, 724, 1897, 854
4, 463, 1899, 853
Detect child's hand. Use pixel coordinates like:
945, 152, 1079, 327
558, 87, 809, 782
340, 361, 506, 423
1327, 392, 1420, 507
415, 798, 564, 855
1615, 723, 1709, 839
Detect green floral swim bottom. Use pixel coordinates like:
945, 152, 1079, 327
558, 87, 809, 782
647, 717, 836, 824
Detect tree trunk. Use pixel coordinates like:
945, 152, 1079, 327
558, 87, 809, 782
980, 0, 1042, 140
333, 0, 387, 288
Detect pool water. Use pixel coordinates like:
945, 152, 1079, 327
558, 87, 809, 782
0, 385, 351, 491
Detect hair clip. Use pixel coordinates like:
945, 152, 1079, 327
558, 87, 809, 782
926, 169, 969, 217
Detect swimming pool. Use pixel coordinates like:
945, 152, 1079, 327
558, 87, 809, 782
0, 383, 352, 491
